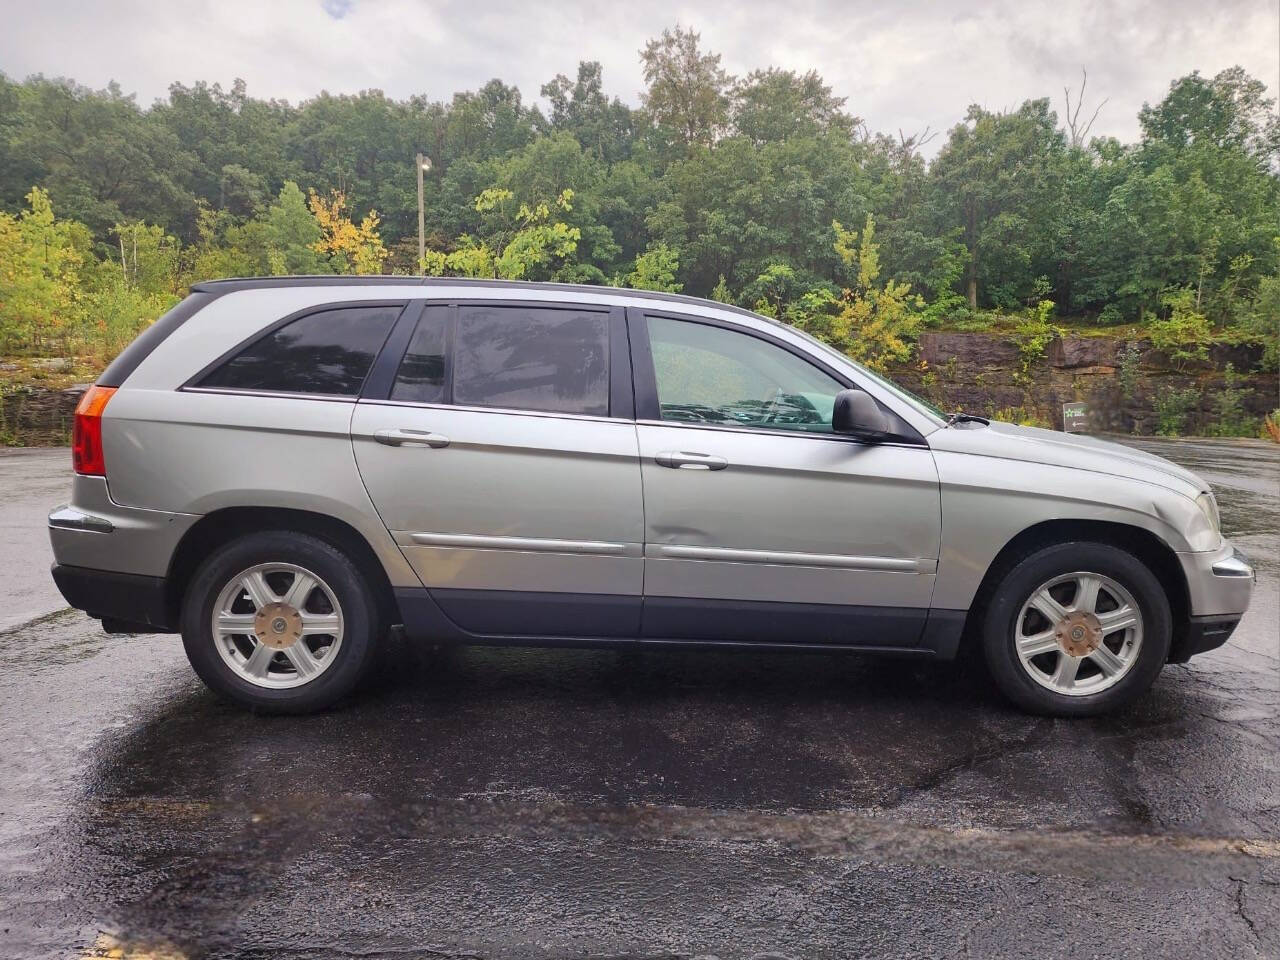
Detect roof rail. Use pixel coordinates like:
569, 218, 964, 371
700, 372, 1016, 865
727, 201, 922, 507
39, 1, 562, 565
188, 275, 768, 322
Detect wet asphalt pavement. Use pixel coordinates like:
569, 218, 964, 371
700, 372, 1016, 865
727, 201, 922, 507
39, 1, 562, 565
1, 439, 1277, 959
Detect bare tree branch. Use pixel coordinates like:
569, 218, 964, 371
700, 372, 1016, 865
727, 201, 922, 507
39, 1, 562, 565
1064, 68, 1109, 147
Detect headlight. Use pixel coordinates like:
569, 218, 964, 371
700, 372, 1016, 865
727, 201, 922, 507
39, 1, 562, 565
1196, 491, 1221, 535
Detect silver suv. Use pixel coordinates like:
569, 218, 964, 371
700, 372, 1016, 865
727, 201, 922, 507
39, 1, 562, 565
49, 278, 1254, 715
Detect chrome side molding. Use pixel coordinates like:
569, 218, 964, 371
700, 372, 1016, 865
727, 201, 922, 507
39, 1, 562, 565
654, 543, 931, 573
408, 532, 632, 556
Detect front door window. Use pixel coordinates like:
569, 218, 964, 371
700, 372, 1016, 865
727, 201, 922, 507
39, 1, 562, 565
646, 315, 842, 433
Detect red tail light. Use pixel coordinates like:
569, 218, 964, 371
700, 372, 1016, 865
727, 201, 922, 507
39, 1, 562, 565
72, 385, 116, 476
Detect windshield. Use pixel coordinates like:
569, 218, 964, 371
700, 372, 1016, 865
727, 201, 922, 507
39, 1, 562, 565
781, 324, 948, 426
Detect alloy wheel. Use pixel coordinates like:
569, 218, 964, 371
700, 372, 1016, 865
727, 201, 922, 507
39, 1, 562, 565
1014, 571, 1144, 696
211, 562, 345, 689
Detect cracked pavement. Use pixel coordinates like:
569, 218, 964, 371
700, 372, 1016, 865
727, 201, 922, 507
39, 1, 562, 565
0, 437, 1276, 959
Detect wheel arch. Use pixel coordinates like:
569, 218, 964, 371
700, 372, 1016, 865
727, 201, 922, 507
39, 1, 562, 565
960, 519, 1191, 662
166, 507, 399, 630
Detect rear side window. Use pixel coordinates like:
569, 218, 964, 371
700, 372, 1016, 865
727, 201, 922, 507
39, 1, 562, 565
391, 305, 449, 403
452, 305, 609, 416
198, 305, 400, 396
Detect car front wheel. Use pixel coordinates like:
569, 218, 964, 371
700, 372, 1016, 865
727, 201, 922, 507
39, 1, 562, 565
981, 541, 1172, 716
181, 531, 381, 713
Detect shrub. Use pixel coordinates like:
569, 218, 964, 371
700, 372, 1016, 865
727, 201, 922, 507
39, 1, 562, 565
1264, 410, 1280, 443
1012, 300, 1059, 376
1148, 288, 1212, 367
786, 216, 922, 373
992, 406, 1051, 429
1118, 342, 1143, 401
1152, 384, 1199, 436
1098, 303, 1125, 326
1205, 363, 1260, 437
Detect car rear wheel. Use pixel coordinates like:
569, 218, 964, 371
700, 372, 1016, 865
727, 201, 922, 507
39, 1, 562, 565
982, 542, 1172, 716
181, 531, 381, 713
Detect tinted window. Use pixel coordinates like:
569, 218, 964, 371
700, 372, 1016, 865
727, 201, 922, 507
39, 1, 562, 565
391, 305, 449, 403
647, 316, 842, 432
199, 306, 400, 396
453, 306, 609, 415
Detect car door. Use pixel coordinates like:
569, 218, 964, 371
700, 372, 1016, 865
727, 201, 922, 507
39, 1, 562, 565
352, 300, 644, 637
630, 309, 942, 647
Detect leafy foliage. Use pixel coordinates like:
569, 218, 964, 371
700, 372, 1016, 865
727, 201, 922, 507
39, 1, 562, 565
624, 242, 682, 292
1152, 384, 1200, 435
787, 216, 922, 372
1147, 288, 1213, 366
0, 41, 1275, 377
307, 189, 386, 275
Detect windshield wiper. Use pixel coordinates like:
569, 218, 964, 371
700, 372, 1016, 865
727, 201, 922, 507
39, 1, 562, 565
946, 411, 990, 426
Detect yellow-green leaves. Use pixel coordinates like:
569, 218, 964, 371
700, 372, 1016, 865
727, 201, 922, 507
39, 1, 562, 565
421, 187, 581, 282
0, 188, 86, 350
307, 189, 387, 275
624, 242, 682, 292
787, 215, 923, 372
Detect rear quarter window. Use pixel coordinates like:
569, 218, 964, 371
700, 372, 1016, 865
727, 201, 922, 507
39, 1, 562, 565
197, 305, 401, 396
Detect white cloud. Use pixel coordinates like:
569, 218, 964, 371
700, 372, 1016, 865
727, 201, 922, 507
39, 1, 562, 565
0, 0, 1275, 153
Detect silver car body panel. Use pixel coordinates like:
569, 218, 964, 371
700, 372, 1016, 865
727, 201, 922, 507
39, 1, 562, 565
48, 474, 200, 577
351, 402, 644, 597
635, 422, 940, 609
96, 286, 424, 589
48, 279, 1251, 647
928, 421, 1223, 611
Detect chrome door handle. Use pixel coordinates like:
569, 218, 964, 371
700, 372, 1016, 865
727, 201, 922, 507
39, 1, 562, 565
655, 450, 728, 470
374, 428, 450, 449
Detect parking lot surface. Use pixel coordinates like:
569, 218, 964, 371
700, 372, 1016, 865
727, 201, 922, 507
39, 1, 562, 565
1, 438, 1276, 959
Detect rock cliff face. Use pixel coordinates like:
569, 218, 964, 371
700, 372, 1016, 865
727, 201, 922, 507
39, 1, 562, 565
1, 334, 1275, 443
891, 333, 1276, 433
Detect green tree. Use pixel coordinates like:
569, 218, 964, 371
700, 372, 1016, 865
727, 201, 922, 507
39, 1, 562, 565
929, 100, 1067, 309
1139, 67, 1280, 163
7, 77, 194, 235
424, 187, 582, 282
624, 242, 682, 292
731, 68, 856, 144
263, 182, 328, 275
787, 216, 922, 371
541, 62, 636, 163
639, 26, 734, 150
0, 187, 87, 350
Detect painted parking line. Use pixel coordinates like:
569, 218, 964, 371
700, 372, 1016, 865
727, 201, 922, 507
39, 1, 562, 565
82, 932, 186, 959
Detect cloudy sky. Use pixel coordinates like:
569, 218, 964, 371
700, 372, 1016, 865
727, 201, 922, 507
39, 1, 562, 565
1, 0, 1276, 152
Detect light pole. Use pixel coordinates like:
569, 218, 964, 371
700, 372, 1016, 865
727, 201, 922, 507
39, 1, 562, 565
416, 153, 432, 270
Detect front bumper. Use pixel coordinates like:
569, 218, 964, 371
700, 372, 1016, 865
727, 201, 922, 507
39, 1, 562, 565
1169, 541, 1253, 663
1176, 541, 1254, 618
1169, 615, 1242, 663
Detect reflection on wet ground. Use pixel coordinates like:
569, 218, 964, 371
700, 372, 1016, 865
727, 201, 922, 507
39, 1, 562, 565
1, 437, 1276, 958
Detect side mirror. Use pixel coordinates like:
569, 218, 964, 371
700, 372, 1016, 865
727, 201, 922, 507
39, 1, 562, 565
832, 389, 891, 440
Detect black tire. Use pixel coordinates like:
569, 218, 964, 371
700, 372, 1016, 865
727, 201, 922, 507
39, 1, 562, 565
981, 541, 1172, 717
181, 531, 382, 713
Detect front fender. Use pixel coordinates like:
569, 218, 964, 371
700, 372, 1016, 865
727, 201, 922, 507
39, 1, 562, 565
931, 451, 1217, 611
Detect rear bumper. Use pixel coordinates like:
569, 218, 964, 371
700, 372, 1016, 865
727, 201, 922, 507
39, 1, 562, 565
48, 475, 199, 578
47, 474, 196, 632
50, 563, 176, 632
